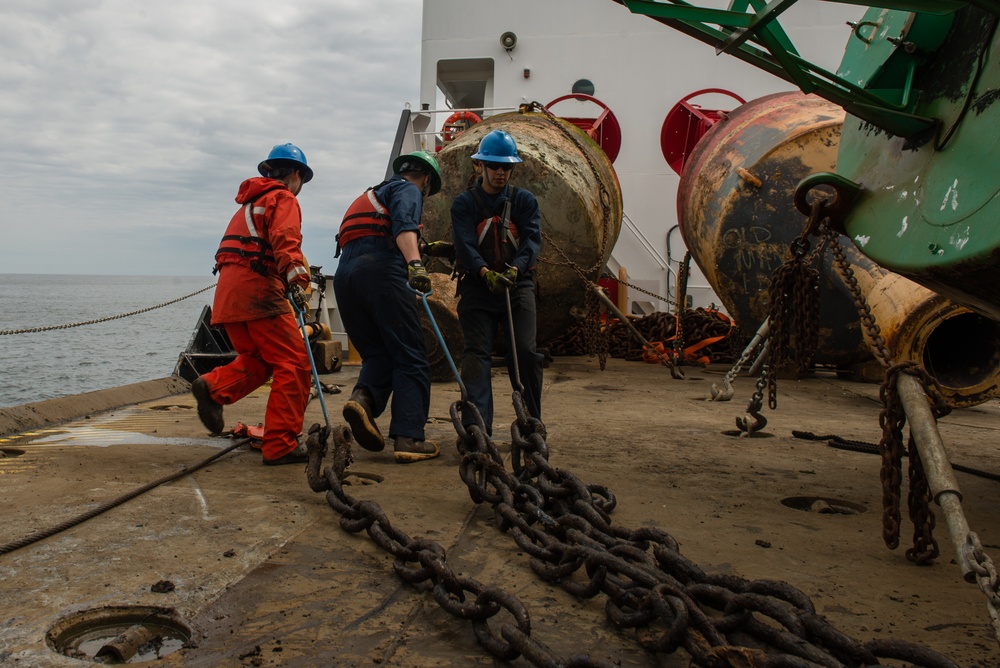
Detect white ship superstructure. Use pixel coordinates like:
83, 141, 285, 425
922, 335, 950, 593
404, 0, 864, 314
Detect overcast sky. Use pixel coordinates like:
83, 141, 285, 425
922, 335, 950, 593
1, 0, 421, 277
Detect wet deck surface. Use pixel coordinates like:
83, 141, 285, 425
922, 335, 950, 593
1, 357, 998, 666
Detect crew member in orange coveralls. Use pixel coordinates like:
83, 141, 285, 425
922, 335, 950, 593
191, 143, 315, 466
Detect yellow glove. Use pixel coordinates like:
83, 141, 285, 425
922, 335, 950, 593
484, 269, 514, 295
502, 265, 519, 285
407, 260, 431, 292
422, 240, 455, 259
289, 283, 309, 315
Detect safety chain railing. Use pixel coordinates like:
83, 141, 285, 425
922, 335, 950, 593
0, 283, 216, 335
303, 394, 959, 667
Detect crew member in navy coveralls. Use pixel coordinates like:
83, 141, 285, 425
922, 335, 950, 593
334, 151, 443, 463
450, 130, 543, 435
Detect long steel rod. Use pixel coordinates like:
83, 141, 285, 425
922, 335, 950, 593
592, 284, 684, 379
895, 374, 968, 574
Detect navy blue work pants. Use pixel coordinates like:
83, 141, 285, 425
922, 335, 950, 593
456, 275, 542, 434
333, 237, 430, 440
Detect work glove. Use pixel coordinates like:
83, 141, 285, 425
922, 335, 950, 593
407, 260, 431, 292
484, 269, 514, 295
502, 265, 519, 285
421, 240, 455, 259
289, 283, 309, 314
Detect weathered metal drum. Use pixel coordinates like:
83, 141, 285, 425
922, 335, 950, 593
678, 91, 866, 366
420, 110, 623, 344
677, 91, 1000, 406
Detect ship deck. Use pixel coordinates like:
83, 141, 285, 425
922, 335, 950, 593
1, 357, 998, 666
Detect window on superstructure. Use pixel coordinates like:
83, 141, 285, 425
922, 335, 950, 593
572, 79, 595, 96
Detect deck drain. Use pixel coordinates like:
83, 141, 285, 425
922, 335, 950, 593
782, 496, 865, 515
47, 606, 191, 663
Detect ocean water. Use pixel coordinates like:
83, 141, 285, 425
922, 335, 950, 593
0, 274, 217, 409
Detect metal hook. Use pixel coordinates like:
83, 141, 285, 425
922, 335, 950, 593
710, 377, 734, 402
736, 410, 767, 437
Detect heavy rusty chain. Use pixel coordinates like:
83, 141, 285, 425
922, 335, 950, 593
672, 253, 691, 360
763, 202, 825, 411
877, 362, 949, 565
823, 224, 949, 563
549, 310, 734, 368
738, 362, 770, 437
823, 227, 892, 367
823, 209, 1000, 636
527, 101, 617, 368
0, 283, 217, 335
304, 399, 959, 667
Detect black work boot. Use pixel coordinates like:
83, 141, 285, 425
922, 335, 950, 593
191, 377, 224, 435
262, 442, 310, 466
342, 388, 384, 451
393, 436, 440, 463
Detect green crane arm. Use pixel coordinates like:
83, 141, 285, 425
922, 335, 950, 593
615, 0, 999, 137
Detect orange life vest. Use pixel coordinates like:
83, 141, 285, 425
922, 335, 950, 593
214, 185, 284, 276
335, 188, 392, 256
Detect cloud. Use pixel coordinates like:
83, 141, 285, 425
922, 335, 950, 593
0, 0, 421, 276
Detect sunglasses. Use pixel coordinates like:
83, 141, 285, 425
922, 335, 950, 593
483, 162, 515, 172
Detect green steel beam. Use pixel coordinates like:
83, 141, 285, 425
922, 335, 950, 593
718, 0, 799, 56
620, 1, 754, 25
619, 0, 939, 136
819, 0, 968, 13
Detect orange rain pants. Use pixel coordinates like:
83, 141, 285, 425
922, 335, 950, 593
201, 312, 311, 461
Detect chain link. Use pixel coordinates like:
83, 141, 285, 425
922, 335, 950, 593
762, 203, 825, 411
302, 396, 959, 667
822, 222, 950, 562
0, 283, 216, 335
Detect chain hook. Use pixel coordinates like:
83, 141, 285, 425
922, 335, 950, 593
710, 376, 734, 401
736, 409, 767, 436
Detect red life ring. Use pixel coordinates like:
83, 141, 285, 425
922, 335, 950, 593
441, 110, 482, 143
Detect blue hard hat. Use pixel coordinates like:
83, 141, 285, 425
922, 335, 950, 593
258, 143, 313, 183
471, 130, 522, 163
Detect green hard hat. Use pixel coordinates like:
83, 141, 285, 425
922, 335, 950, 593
392, 150, 442, 196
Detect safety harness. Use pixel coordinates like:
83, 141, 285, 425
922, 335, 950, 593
469, 184, 520, 272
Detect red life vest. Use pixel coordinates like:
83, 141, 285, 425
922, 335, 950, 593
336, 188, 392, 256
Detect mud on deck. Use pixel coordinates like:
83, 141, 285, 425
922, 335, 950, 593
1, 358, 998, 666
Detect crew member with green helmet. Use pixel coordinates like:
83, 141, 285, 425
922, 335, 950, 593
334, 151, 443, 463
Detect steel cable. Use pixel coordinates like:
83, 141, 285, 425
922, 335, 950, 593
0, 438, 248, 556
